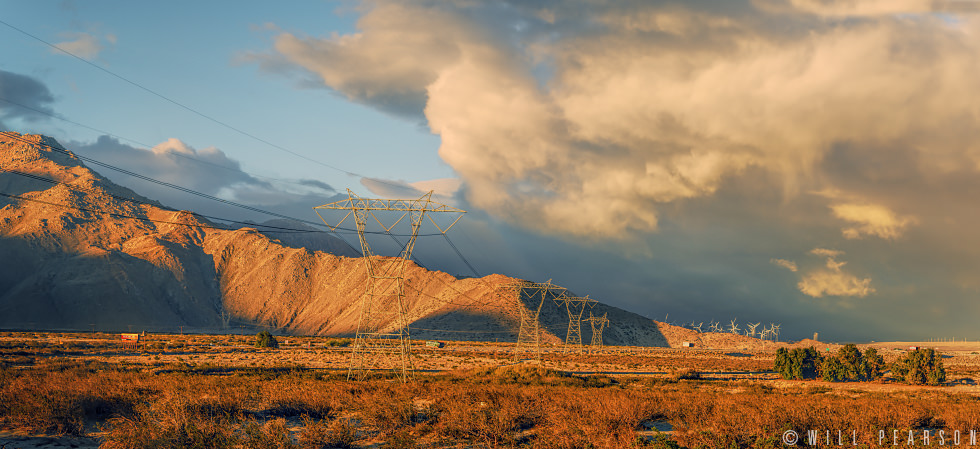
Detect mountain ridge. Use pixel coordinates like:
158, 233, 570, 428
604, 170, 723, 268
0, 132, 674, 347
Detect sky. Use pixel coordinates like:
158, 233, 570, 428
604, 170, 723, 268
3, 0, 980, 341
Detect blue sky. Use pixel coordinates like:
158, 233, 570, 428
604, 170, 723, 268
0, 0, 448, 186
4, 0, 980, 341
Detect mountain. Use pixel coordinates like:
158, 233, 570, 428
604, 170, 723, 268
0, 132, 672, 346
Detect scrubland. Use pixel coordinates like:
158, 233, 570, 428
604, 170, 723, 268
3, 332, 980, 448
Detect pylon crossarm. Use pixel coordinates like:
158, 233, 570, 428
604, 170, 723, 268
427, 213, 464, 234
315, 189, 464, 213
314, 208, 353, 231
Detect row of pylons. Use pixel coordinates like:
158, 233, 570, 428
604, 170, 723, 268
313, 189, 611, 382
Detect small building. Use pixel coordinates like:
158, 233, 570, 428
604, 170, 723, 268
681, 342, 695, 348
121, 333, 141, 349
426, 340, 444, 348
909, 346, 921, 351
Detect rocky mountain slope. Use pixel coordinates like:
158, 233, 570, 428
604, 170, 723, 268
0, 132, 675, 346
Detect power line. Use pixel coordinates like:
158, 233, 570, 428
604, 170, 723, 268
0, 190, 284, 233
0, 168, 323, 234
443, 233, 480, 277
1, 20, 487, 275
404, 281, 511, 312
0, 18, 407, 190
0, 176, 556, 341
0, 133, 446, 238
0, 96, 331, 191
410, 327, 513, 334
2, 133, 471, 272
2, 19, 492, 278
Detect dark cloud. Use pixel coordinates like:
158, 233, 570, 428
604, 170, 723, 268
0, 70, 55, 130
296, 179, 335, 192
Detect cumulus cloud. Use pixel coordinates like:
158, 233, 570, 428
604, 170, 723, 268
69, 136, 336, 221
797, 249, 874, 298
0, 70, 55, 130
237, 0, 980, 341
74, 136, 259, 194
247, 3, 466, 119
831, 203, 916, 239
52, 32, 114, 60
250, 1, 980, 239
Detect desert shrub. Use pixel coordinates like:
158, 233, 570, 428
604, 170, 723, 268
670, 368, 701, 381
891, 348, 946, 386
468, 365, 593, 387
241, 418, 298, 449
535, 389, 661, 449
100, 410, 238, 449
353, 387, 420, 436
0, 365, 142, 436
774, 347, 822, 380
324, 338, 352, 347
431, 387, 538, 447
644, 433, 684, 448
264, 396, 331, 420
298, 417, 358, 449
255, 331, 279, 349
380, 429, 419, 449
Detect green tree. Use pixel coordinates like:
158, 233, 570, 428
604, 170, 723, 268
837, 344, 862, 380
254, 331, 279, 349
891, 348, 945, 386
816, 345, 886, 382
775, 347, 822, 380
860, 348, 884, 380
820, 356, 845, 382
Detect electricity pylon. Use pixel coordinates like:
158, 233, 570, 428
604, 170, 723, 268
314, 189, 464, 382
496, 280, 566, 361
554, 294, 596, 353
586, 312, 609, 352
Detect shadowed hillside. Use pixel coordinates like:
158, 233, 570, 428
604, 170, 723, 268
0, 132, 672, 346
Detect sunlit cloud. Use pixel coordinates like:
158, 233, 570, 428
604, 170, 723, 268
831, 202, 916, 240
810, 248, 843, 258
759, 0, 936, 16
243, 0, 980, 339
771, 258, 798, 272
251, 0, 980, 240
798, 249, 874, 298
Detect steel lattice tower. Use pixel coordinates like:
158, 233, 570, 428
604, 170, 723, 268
554, 294, 596, 353
496, 280, 565, 361
586, 312, 609, 352
315, 189, 464, 382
